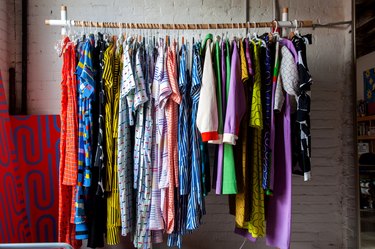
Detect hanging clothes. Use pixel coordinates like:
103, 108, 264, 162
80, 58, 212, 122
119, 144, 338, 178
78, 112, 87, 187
118, 41, 135, 237
266, 79, 293, 249
58, 36, 82, 249
292, 35, 313, 181
87, 32, 107, 248
133, 42, 153, 249
197, 34, 218, 142
247, 40, 265, 238
168, 43, 191, 248
149, 41, 165, 237
221, 39, 246, 194
74, 34, 96, 240
187, 41, 204, 230
231, 38, 252, 229
214, 40, 228, 194
55, 29, 314, 249
261, 35, 273, 194
221, 39, 237, 195
165, 42, 181, 233
103, 41, 121, 245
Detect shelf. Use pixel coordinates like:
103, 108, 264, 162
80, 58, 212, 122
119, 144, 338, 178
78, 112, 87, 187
360, 209, 375, 212
358, 115, 375, 122
358, 135, 375, 140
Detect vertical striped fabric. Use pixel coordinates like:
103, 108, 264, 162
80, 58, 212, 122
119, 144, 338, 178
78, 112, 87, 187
157, 42, 172, 226
186, 42, 203, 231
177, 44, 190, 196
149, 44, 165, 235
103, 42, 121, 245
167, 43, 191, 248
165, 43, 181, 234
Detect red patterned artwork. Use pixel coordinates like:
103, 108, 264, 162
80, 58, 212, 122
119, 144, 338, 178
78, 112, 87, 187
0, 72, 31, 243
0, 71, 60, 243
10, 115, 60, 242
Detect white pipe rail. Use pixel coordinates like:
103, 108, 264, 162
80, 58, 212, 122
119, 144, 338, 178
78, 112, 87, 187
0, 243, 73, 249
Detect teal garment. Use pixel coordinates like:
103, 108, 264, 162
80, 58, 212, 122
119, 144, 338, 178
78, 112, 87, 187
222, 39, 237, 194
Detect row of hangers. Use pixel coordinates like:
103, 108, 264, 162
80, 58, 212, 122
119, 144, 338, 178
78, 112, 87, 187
56, 20, 308, 56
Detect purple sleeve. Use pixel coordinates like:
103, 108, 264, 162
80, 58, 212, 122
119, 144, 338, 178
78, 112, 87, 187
280, 39, 298, 64
222, 41, 246, 145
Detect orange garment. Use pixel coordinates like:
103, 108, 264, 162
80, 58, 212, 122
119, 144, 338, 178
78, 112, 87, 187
62, 39, 78, 186
165, 43, 181, 233
58, 37, 81, 249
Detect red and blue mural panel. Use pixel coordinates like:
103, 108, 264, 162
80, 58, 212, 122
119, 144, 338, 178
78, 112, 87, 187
0, 72, 31, 243
0, 71, 60, 243
11, 115, 60, 242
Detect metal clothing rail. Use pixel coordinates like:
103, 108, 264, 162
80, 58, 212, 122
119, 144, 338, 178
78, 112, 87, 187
0, 243, 73, 249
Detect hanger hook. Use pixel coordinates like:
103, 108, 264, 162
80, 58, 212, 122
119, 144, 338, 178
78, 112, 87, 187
273, 20, 278, 31
294, 19, 298, 31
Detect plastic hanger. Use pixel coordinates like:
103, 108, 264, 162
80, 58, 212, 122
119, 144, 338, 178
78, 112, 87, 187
271, 20, 280, 43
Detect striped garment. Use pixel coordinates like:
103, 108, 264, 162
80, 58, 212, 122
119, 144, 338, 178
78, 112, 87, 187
157, 41, 172, 226
149, 43, 165, 235
165, 43, 182, 234
186, 42, 203, 231
167, 43, 191, 248
103, 42, 121, 245
117, 42, 135, 237
74, 35, 96, 240
177, 44, 190, 196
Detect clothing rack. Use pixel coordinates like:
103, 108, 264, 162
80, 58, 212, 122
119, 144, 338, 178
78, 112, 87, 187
45, 5, 315, 36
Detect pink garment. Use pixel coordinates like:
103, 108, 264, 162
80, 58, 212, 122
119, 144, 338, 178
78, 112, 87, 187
165, 44, 181, 233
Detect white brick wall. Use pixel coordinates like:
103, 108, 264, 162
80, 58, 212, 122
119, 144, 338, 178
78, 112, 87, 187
0, 0, 22, 111
26, 0, 356, 248
0, 0, 10, 103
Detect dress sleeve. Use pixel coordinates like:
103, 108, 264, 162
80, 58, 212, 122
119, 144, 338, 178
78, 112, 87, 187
222, 41, 246, 145
196, 39, 219, 142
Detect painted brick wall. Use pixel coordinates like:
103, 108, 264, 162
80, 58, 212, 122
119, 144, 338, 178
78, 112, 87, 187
26, 0, 356, 249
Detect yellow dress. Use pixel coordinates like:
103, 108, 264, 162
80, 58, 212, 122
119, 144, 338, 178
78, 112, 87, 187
103, 42, 121, 245
234, 39, 250, 228
247, 40, 265, 238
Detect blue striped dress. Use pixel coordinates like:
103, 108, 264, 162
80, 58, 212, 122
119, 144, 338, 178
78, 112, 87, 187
186, 42, 203, 231
167, 44, 191, 247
